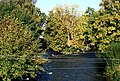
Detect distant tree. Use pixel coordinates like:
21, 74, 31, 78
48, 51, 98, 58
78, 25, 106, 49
85, 7, 95, 15
45, 5, 87, 53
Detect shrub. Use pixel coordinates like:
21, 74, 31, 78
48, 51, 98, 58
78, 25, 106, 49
104, 42, 120, 81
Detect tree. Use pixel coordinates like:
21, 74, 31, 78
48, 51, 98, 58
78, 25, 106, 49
85, 7, 95, 15
103, 42, 120, 81
100, 0, 120, 14
0, 17, 46, 81
0, 0, 46, 52
45, 5, 80, 53
69, 15, 88, 51
0, 0, 46, 38
0, 0, 47, 80
84, 0, 120, 52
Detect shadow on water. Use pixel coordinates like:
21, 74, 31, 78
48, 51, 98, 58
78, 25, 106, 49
35, 52, 107, 81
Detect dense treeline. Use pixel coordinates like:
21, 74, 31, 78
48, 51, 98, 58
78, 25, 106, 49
1, 0, 120, 81
45, 0, 120, 53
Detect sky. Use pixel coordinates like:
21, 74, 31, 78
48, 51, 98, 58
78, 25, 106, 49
35, 0, 102, 15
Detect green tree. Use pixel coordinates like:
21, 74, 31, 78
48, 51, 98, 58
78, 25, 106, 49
104, 42, 120, 81
44, 5, 86, 53
0, 17, 46, 81
100, 0, 120, 15
0, 0, 47, 80
84, 0, 120, 52
0, 0, 46, 42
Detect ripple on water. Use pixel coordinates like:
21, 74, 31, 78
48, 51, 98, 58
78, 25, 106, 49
37, 53, 107, 81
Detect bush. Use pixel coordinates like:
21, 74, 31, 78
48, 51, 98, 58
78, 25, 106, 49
104, 42, 120, 81
0, 17, 46, 81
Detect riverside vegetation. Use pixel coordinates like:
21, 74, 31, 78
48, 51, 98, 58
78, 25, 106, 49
0, 0, 46, 81
0, 0, 120, 81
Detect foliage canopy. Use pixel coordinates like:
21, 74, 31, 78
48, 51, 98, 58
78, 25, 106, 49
0, 0, 46, 81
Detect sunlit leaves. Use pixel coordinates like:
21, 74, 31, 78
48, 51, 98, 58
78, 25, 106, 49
86, 0, 120, 52
0, 8, 46, 81
45, 5, 77, 52
45, 5, 87, 53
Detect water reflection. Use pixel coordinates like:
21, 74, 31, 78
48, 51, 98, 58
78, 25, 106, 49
36, 52, 107, 81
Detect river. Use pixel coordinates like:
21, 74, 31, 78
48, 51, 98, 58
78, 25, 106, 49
35, 52, 107, 81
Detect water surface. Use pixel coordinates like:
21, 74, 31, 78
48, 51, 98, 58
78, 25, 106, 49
36, 52, 107, 81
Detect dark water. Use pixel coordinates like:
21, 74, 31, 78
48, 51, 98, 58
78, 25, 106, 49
35, 52, 107, 81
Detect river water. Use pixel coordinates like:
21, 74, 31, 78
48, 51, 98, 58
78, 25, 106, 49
35, 52, 107, 81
